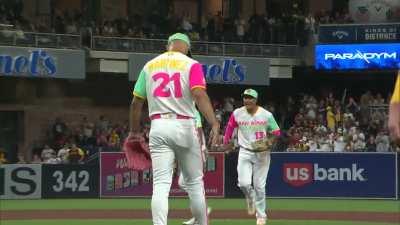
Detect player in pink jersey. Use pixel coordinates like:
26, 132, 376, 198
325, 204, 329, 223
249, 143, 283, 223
128, 33, 220, 225
223, 89, 281, 225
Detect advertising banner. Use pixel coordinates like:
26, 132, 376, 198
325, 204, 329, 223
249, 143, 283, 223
0, 164, 42, 199
129, 53, 269, 85
0, 46, 85, 79
315, 43, 400, 70
319, 23, 400, 43
42, 164, 99, 198
225, 152, 398, 199
100, 152, 224, 197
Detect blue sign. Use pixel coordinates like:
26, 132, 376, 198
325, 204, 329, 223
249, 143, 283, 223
129, 54, 269, 85
266, 153, 397, 198
357, 24, 400, 43
319, 23, 400, 44
315, 43, 400, 70
0, 47, 85, 79
201, 58, 244, 84
0, 50, 56, 76
318, 26, 357, 43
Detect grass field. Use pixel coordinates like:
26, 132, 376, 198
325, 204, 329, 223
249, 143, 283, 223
1, 198, 399, 225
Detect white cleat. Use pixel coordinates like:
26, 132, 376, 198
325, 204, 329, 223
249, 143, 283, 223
246, 196, 256, 215
256, 218, 266, 225
182, 217, 196, 225
181, 207, 212, 225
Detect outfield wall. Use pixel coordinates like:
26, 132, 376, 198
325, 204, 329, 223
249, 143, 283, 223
225, 152, 398, 199
1, 152, 398, 200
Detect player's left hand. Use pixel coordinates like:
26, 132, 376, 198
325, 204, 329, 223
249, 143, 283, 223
251, 136, 276, 152
123, 132, 151, 171
208, 123, 220, 149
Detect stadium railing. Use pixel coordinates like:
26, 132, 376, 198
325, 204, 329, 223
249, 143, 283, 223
91, 36, 299, 58
0, 30, 299, 58
0, 30, 81, 49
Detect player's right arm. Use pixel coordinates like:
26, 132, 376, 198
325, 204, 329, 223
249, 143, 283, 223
189, 63, 220, 147
130, 69, 147, 135
389, 72, 400, 145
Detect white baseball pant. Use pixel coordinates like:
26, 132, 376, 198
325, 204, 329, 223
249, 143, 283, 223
237, 148, 271, 219
149, 118, 208, 225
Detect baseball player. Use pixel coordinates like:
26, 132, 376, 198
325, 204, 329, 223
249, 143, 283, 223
222, 89, 281, 225
128, 33, 220, 225
389, 71, 400, 146
179, 110, 212, 225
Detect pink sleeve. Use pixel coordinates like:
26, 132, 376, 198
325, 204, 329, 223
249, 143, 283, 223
271, 130, 281, 137
189, 63, 206, 90
223, 113, 238, 144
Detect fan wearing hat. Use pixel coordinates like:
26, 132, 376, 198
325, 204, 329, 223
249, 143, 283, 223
129, 32, 220, 225
222, 88, 281, 225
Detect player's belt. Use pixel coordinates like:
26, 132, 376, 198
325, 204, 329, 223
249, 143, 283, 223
150, 113, 192, 120
239, 146, 257, 152
239, 145, 268, 153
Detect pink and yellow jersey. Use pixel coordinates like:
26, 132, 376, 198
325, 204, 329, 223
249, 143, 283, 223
391, 73, 400, 104
223, 106, 281, 150
133, 51, 206, 118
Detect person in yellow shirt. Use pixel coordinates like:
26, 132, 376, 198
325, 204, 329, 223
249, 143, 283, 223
389, 71, 400, 146
326, 106, 336, 132
0, 148, 7, 164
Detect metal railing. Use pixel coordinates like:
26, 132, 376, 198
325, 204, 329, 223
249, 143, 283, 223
0, 30, 81, 49
92, 36, 299, 58
0, 30, 299, 58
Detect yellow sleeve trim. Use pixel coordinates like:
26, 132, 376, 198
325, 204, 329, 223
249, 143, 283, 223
391, 74, 400, 104
133, 92, 145, 99
191, 85, 206, 90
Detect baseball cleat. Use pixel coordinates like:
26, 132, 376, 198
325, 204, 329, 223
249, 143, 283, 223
182, 217, 196, 225
256, 217, 266, 225
181, 207, 212, 225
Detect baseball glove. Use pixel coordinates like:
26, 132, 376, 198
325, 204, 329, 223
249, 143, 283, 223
123, 134, 151, 171
250, 136, 276, 152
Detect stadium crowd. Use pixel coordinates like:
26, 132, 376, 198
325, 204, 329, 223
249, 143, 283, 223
3, 89, 395, 165
0, 0, 373, 46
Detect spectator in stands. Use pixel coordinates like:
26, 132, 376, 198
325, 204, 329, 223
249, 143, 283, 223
57, 144, 70, 164
317, 132, 332, 152
353, 135, 366, 152
103, 21, 115, 36
373, 93, 385, 105
96, 115, 109, 133
0, 148, 7, 164
52, 117, 67, 140
181, 15, 193, 32
31, 153, 42, 164
65, 20, 78, 34
96, 130, 109, 149
365, 136, 376, 152
108, 128, 120, 150
235, 16, 246, 42
68, 143, 85, 164
307, 136, 318, 152
333, 129, 346, 152
82, 117, 96, 146
376, 131, 390, 152
346, 97, 360, 116
326, 106, 336, 132
41, 144, 56, 163
16, 152, 26, 164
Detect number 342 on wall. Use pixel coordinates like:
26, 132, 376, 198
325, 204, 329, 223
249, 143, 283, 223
52, 170, 90, 192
